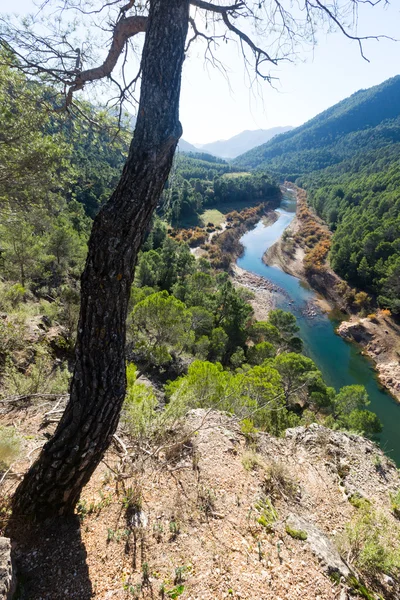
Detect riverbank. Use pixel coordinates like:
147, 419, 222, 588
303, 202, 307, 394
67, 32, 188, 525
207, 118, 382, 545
262, 213, 305, 279
231, 264, 276, 320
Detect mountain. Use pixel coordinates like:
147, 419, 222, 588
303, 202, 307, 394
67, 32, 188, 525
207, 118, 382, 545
233, 76, 400, 177
195, 126, 293, 159
178, 138, 200, 153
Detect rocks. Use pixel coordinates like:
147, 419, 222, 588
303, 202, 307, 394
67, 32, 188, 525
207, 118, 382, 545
232, 268, 285, 296
285, 514, 351, 578
337, 320, 372, 344
0, 538, 15, 600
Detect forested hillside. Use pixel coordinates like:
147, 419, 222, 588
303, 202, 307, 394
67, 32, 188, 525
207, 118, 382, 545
234, 76, 400, 178
234, 76, 400, 314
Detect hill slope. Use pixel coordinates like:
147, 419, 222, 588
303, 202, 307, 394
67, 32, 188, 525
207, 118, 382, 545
11, 409, 400, 599
196, 126, 293, 159
234, 76, 400, 178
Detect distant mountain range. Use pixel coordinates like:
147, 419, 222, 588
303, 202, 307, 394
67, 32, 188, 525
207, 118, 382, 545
233, 75, 400, 177
191, 127, 293, 159
123, 114, 293, 160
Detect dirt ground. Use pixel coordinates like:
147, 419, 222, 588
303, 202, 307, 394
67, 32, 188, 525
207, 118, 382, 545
3, 407, 400, 600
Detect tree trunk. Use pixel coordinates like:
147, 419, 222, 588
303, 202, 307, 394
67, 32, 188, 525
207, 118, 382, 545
12, 0, 190, 520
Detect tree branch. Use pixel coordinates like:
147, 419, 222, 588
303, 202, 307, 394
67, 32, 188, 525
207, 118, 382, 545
64, 14, 147, 106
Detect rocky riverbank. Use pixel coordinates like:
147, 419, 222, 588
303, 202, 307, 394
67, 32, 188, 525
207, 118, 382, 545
231, 264, 279, 320
337, 313, 400, 402
262, 213, 306, 279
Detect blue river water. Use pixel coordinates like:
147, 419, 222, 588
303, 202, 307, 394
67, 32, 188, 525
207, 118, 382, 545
237, 192, 400, 464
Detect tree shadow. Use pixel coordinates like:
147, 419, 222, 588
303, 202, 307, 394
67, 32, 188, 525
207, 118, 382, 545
8, 515, 93, 599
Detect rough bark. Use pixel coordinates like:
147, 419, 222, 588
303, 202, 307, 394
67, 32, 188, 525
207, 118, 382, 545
12, 0, 190, 520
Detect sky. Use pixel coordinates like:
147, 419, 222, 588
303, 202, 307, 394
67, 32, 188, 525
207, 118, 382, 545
1, 0, 400, 144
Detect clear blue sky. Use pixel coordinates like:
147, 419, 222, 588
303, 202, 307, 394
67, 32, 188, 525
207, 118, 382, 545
1, 0, 399, 144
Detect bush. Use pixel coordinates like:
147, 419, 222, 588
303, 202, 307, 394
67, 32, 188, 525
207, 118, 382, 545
390, 488, 400, 519
1, 348, 70, 398
337, 505, 400, 578
0, 426, 21, 469
122, 363, 159, 440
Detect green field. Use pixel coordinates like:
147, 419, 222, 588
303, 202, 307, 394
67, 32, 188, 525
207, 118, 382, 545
222, 172, 251, 179
200, 209, 225, 227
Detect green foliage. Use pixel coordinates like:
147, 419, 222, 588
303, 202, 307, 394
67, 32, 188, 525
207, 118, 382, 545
241, 450, 264, 471
390, 488, 400, 518
166, 585, 185, 599
162, 151, 279, 225
255, 497, 278, 532
330, 385, 382, 436
0, 426, 21, 469
338, 505, 400, 578
129, 291, 194, 368
1, 348, 70, 398
122, 364, 163, 440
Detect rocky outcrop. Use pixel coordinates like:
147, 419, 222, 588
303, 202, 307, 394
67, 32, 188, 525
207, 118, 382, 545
337, 316, 400, 402
285, 513, 351, 578
0, 538, 15, 600
337, 319, 373, 345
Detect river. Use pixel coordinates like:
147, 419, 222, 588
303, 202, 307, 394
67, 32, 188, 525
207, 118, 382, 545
237, 191, 400, 465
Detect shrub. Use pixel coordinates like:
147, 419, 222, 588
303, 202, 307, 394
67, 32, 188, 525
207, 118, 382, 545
241, 450, 264, 471
122, 363, 159, 440
390, 488, 400, 519
337, 505, 400, 578
2, 348, 70, 398
0, 426, 21, 469
263, 460, 297, 500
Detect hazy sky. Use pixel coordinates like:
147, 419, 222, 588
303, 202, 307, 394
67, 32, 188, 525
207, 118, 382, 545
1, 0, 400, 144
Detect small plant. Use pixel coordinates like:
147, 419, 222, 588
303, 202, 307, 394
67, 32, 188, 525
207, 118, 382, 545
166, 585, 185, 599
169, 519, 180, 539
241, 450, 264, 472
197, 485, 216, 517
257, 540, 263, 561
373, 454, 382, 470
240, 418, 258, 443
107, 528, 117, 542
255, 497, 278, 533
142, 562, 150, 585
348, 493, 370, 510
123, 484, 143, 513
153, 521, 164, 542
0, 426, 21, 470
277, 540, 283, 563
285, 524, 308, 540
390, 488, 400, 518
123, 582, 142, 598
263, 461, 297, 500
174, 565, 190, 585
